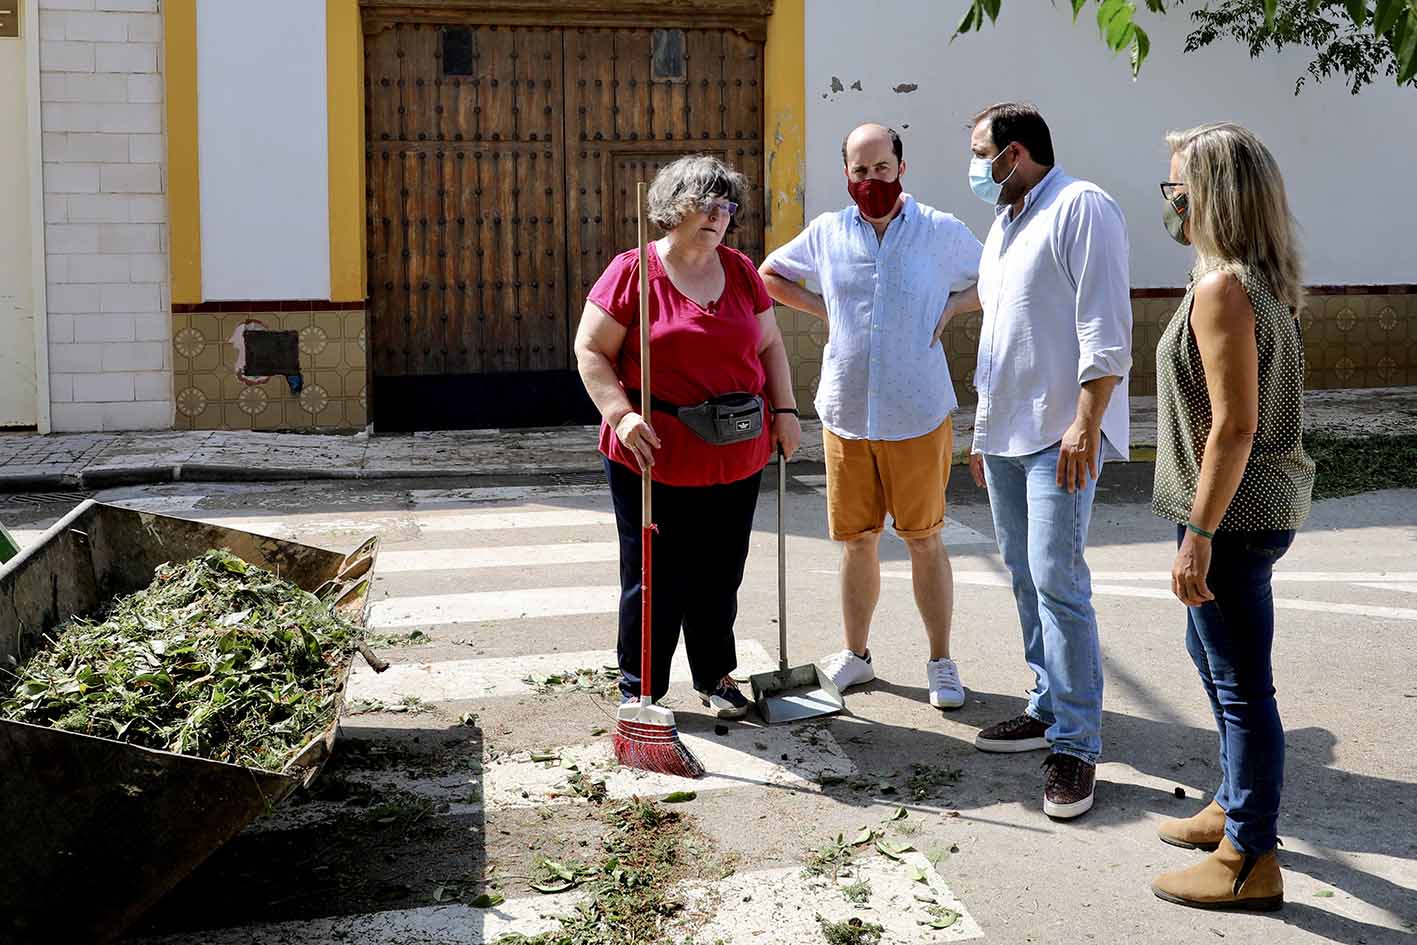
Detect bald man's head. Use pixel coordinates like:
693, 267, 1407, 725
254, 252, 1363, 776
842, 123, 903, 169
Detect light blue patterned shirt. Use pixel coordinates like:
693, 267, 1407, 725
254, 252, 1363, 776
974, 168, 1133, 461
763, 196, 983, 441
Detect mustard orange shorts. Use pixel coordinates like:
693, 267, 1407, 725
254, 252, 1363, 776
823, 419, 953, 542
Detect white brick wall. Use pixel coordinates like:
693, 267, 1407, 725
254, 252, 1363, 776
40, 0, 172, 431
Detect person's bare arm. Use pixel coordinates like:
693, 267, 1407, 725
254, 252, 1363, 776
759, 262, 828, 322
573, 301, 660, 470
1172, 271, 1260, 606
932, 284, 981, 346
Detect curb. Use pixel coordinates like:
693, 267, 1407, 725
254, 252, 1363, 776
0, 473, 79, 494
0, 448, 1167, 495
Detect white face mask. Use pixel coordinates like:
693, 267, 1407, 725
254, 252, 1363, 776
968, 148, 1017, 205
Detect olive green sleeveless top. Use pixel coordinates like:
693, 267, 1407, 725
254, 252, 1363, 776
1152, 268, 1315, 532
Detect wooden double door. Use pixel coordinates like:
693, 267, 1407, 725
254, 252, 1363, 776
364, 18, 766, 430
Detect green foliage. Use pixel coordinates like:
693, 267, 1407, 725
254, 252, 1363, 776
816, 916, 884, 945
0, 549, 360, 771
950, 0, 1417, 89
1187, 0, 1417, 93
1305, 432, 1417, 499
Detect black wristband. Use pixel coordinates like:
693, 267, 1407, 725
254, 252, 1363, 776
770, 406, 799, 417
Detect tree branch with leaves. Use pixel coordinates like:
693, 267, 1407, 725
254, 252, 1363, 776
953, 0, 1417, 92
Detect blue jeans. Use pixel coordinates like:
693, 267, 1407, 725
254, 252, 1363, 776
982, 446, 1104, 763
1180, 525, 1295, 855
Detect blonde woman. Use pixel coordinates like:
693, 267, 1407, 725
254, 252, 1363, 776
1149, 123, 1315, 911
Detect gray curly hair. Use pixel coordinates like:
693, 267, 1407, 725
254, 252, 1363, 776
645, 154, 748, 234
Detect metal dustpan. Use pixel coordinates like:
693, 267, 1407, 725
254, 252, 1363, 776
751, 450, 845, 724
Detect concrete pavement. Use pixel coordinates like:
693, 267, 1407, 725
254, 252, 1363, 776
2, 470, 1414, 944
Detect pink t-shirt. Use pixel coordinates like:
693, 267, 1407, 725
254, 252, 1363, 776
590, 241, 774, 487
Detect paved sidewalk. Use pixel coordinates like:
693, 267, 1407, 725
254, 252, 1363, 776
2, 387, 1413, 492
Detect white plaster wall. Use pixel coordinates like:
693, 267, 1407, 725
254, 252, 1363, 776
39, 0, 172, 432
1, 10, 39, 428
196, 0, 330, 301
804, 0, 1415, 287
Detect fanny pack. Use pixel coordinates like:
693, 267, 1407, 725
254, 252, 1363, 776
628, 390, 764, 445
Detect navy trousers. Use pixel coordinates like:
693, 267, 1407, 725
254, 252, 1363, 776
605, 457, 761, 702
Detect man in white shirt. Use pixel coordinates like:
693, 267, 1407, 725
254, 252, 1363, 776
759, 123, 983, 709
965, 103, 1132, 821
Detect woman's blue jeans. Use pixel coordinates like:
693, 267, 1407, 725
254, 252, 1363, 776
1180, 525, 1296, 855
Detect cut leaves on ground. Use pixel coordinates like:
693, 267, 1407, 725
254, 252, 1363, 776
816, 915, 884, 945
522, 667, 620, 696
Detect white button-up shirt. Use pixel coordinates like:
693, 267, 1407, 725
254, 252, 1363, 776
764, 196, 983, 441
974, 167, 1133, 461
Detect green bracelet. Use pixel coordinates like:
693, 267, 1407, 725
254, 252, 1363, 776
1185, 522, 1215, 540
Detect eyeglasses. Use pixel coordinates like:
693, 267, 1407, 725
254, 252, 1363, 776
1160, 182, 1186, 201
698, 197, 739, 217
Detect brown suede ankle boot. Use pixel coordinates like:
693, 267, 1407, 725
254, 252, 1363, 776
1158, 799, 1226, 851
1151, 835, 1283, 911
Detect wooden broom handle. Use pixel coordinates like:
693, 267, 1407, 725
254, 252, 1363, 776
637, 181, 651, 525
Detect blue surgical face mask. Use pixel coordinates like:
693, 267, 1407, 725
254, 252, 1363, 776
969, 147, 1017, 205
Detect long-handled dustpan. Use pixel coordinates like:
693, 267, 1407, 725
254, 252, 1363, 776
751, 447, 845, 724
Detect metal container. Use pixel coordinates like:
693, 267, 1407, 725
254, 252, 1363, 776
750, 452, 844, 725
0, 501, 378, 945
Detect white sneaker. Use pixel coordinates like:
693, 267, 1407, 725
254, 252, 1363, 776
819, 648, 876, 691
927, 657, 965, 709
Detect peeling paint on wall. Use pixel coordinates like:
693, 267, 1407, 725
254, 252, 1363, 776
893, 83, 919, 93
765, 0, 806, 253
850, 80, 862, 90
829, 75, 844, 93
768, 110, 807, 239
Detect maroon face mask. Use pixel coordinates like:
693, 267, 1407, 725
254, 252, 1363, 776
847, 177, 903, 219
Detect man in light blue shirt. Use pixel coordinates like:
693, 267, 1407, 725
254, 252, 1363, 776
964, 103, 1132, 822
760, 123, 983, 710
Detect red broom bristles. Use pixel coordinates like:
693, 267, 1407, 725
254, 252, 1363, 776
613, 719, 706, 778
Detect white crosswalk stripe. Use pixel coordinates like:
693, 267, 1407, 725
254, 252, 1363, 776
369, 585, 621, 628
127, 894, 573, 945
411, 483, 607, 507
201, 507, 617, 540
376, 541, 621, 573
127, 855, 983, 945
1354, 581, 1417, 595
348, 641, 777, 703
480, 723, 855, 808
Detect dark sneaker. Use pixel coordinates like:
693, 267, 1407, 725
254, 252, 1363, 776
974, 713, 1051, 753
697, 676, 750, 719
1042, 753, 1096, 820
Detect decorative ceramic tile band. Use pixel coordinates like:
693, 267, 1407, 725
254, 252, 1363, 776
171, 308, 368, 432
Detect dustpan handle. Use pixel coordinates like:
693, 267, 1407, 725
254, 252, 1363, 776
778, 445, 788, 672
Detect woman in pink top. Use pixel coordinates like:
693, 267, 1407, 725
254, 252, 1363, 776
574, 155, 800, 718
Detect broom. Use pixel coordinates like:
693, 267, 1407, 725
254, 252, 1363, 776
612, 181, 706, 780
